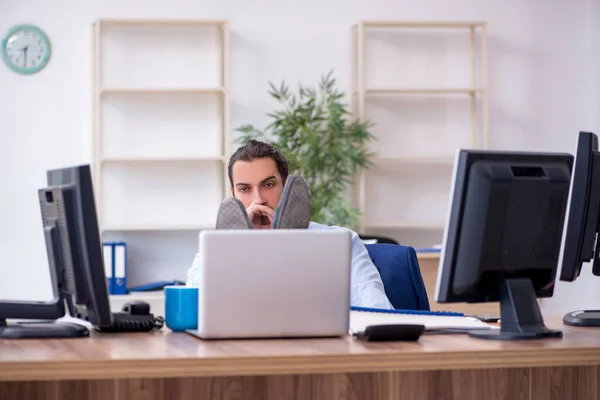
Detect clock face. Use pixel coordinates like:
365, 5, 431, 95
1, 24, 51, 75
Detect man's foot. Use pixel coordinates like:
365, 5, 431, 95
216, 197, 254, 229
272, 175, 311, 229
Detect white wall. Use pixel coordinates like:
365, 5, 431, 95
539, 0, 600, 315
0, 0, 596, 313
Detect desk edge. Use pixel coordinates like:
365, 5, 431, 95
2, 348, 600, 381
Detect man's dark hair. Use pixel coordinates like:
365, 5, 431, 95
228, 140, 289, 187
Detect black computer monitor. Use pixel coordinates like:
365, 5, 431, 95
0, 165, 112, 339
435, 149, 573, 340
559, 131, 600, 327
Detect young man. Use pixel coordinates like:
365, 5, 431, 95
186, 140, 393, 310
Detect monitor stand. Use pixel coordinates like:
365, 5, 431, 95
0, 319, 89, 339
468, 278, 563, 341
563, 310, 600, 326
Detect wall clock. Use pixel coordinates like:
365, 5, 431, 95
1, 24, 51, 75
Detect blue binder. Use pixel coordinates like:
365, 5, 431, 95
102, 242, 115, 294
113, 242, 127, 295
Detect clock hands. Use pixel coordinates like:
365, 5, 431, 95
14, 45, 29, 67
21, 45, 28, 67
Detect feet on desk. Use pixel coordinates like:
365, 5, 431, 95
216, 197, 254, 229
215, 175, 311, 230
272, 175, 311, 229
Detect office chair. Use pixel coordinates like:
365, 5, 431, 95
365, 243, 430, 311
358, 234, 399, 245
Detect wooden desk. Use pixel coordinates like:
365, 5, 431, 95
1, 317, 600, 400
417, 252, 501, 315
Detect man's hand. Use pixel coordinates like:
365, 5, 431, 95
246, 203, 275, 229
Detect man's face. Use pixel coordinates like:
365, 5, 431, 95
230, 157, 284, 210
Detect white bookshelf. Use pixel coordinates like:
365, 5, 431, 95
92, 19, 229, 287
92, 18, 229, 232
350, 20, 488, 246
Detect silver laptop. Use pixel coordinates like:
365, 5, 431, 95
186, 229, 352, 339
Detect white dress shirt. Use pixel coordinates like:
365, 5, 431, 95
185, 221, 393, 310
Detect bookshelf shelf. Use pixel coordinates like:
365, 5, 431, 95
351, 20, 488, 247
97, 18, 227, 27
102, 223, 216, 232
354, 88, 484, 96
371, 155, 455, 164
100, 157, 226, 164
358, 21, 486, 29
364, 222, 446, 229
101, 87, 225, 95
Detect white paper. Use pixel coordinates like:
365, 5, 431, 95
103, 244, 113, 278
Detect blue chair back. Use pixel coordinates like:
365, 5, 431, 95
365, 243, 431, 311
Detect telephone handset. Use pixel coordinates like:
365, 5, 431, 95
94, 301, 164, 333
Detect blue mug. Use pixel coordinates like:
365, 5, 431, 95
164, 286, 198, 332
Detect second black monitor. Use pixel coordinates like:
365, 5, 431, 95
435, 149, 573, 340
559, 131, 600, 326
